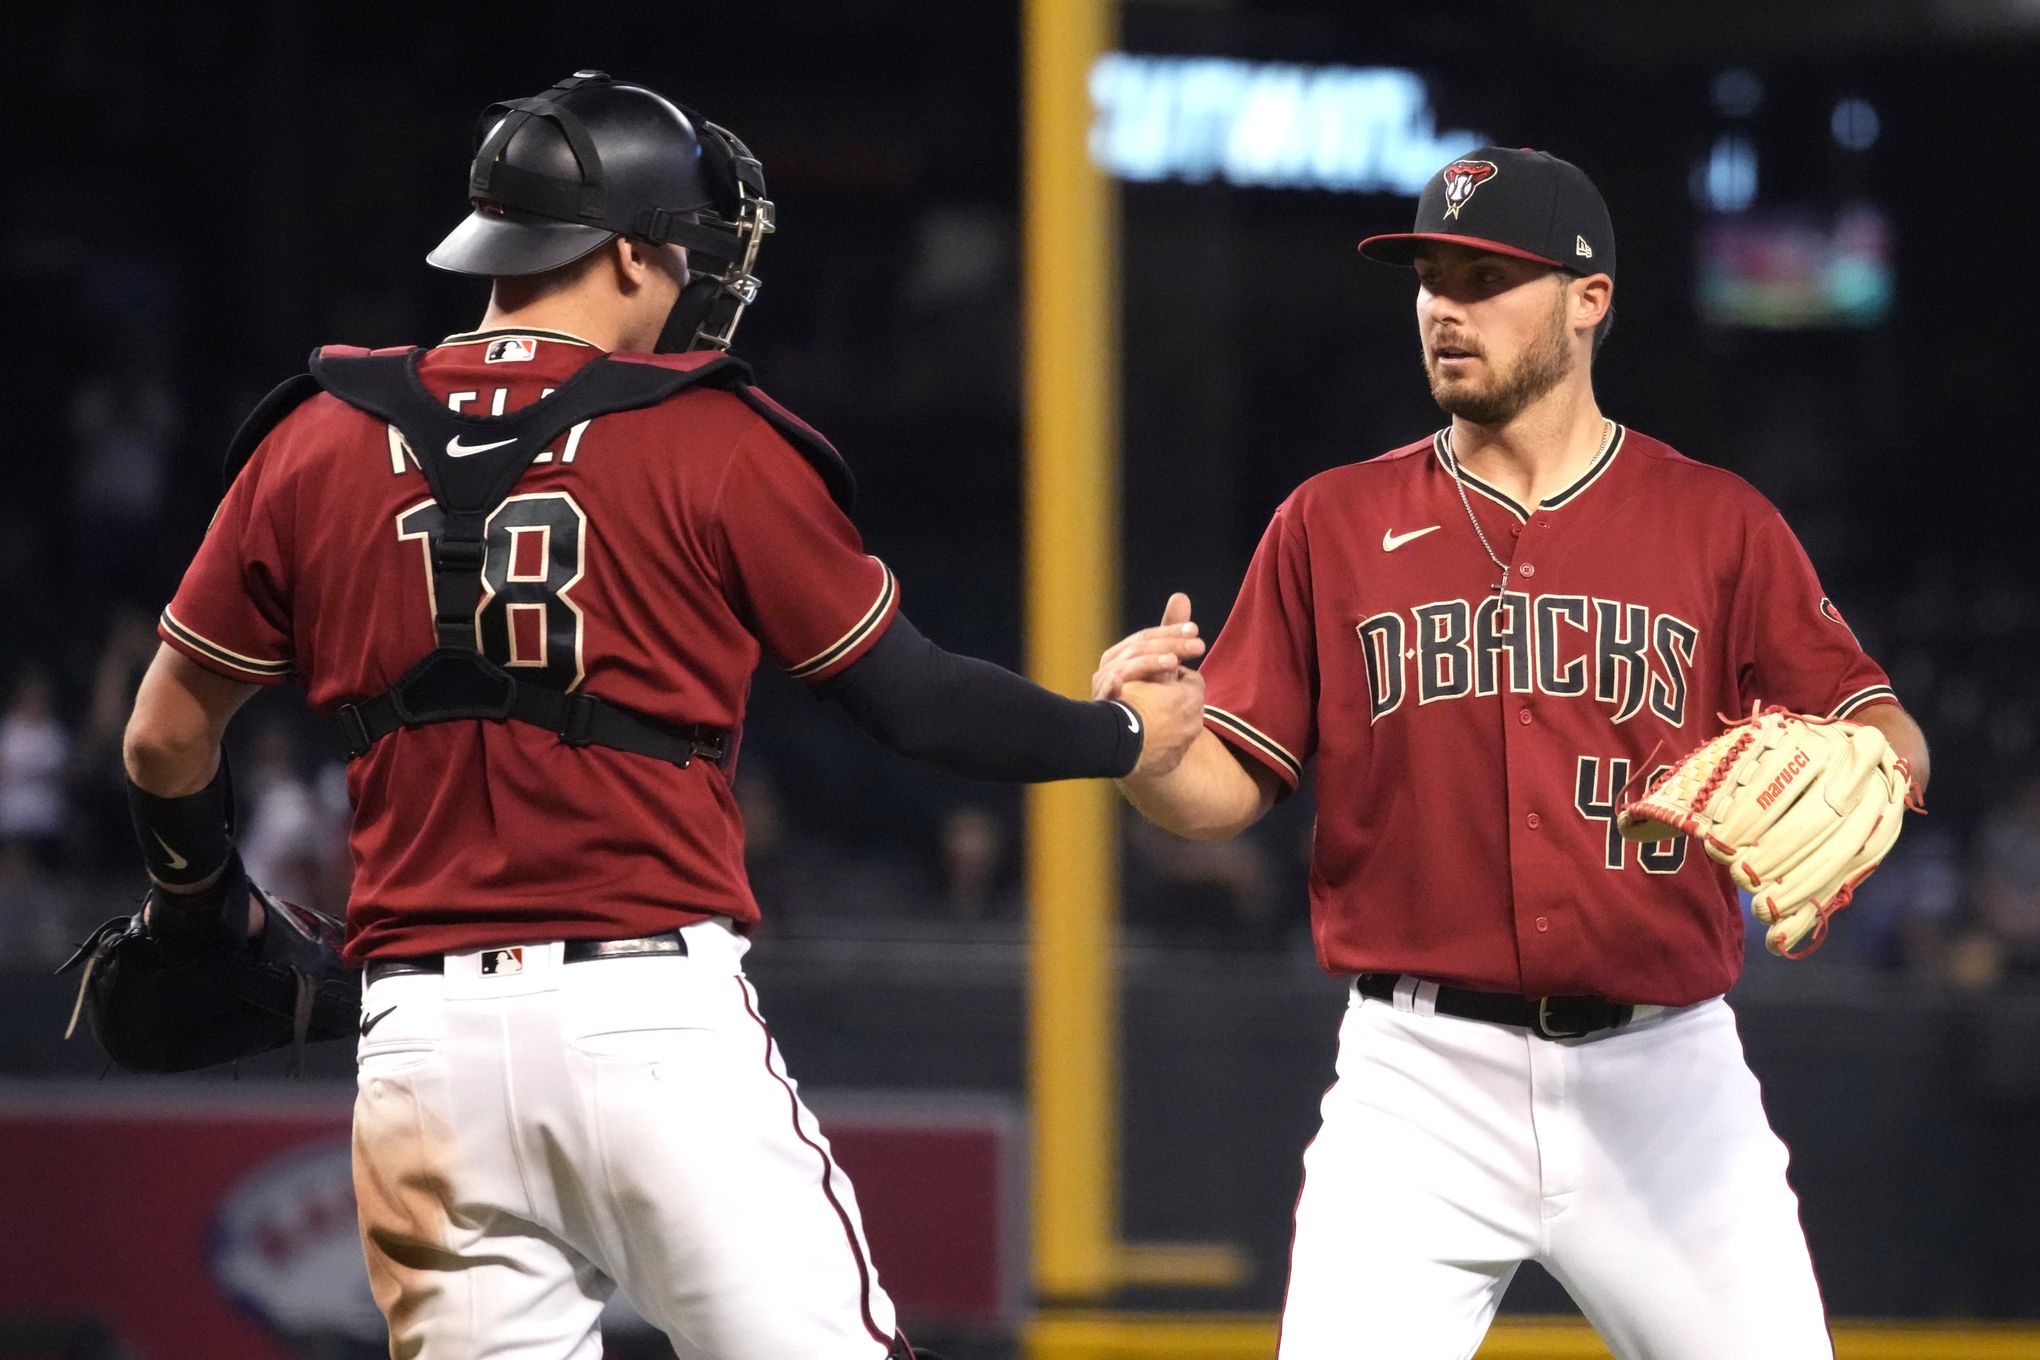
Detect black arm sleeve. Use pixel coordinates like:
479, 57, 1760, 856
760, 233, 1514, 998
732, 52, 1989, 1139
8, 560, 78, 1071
816, 613, 1144, 781
127, 758, 236, 888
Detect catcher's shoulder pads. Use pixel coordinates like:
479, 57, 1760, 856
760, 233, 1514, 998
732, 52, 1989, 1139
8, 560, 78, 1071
309, 343, 747, 464
223, 372, 323, 490
608, 351, 855, 511
60, 881, 357, 1075
308, 344, 776, 770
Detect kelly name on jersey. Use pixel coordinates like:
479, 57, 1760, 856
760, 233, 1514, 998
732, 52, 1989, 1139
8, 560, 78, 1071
381, 384, 595, 473
1357, 591, 1696, 728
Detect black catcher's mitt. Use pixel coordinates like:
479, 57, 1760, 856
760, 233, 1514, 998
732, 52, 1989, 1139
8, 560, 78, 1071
60, 871, 358, 1073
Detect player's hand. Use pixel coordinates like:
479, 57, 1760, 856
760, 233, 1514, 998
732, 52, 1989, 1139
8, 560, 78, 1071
1121, 666, 1207, 779
1093, 593, 1204, 700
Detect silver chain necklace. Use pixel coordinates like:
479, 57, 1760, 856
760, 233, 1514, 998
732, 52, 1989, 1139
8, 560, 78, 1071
1441, 418, 1613, 593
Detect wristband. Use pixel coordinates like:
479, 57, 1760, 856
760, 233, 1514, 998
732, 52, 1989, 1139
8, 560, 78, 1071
127, 759, 235, 889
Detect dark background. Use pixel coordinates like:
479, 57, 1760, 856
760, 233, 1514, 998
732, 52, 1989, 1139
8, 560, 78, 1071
5, 0, 2040, 1348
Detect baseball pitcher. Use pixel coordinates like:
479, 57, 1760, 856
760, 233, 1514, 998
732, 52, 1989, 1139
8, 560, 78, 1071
1097, 146, 1927, 1358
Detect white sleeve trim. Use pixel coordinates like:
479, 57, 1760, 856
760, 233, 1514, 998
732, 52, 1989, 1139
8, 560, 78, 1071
1831, 684, 1898, 719
1203, 704, 1303, 782
160, 607, 292, 679
787, 561, 897, 680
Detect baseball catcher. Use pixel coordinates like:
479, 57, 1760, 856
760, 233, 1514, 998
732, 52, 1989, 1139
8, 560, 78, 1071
1619, 707, 1924, 956
95, 67, 1202, 1359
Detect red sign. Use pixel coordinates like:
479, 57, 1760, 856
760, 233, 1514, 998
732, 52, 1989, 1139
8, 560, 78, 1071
0, 1083, 1016, 1358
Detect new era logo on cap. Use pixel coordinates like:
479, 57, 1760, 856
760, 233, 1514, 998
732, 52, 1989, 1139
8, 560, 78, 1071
1576, 235, 1594, 259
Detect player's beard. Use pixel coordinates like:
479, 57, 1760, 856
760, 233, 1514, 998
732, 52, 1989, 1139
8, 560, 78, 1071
1425, 292, 1573, 426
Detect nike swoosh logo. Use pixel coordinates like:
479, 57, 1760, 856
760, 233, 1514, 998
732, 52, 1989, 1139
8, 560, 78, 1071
446, 434, 517, 458
1382, 526, 1442, 551
152, 833, 189, 872
1120, 703, 1141, 735
360, 1006, 397, 1038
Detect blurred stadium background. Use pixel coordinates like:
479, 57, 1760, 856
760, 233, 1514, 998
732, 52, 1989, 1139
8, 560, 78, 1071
5, 1, 2040, 1356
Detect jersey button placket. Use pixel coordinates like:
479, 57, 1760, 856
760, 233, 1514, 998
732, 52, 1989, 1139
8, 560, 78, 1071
1525, 812, 1541, 829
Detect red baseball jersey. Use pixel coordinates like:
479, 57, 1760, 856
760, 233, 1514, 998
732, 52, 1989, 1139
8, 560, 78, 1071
1199, 425, 1897, 1005
160, 329, 899, 961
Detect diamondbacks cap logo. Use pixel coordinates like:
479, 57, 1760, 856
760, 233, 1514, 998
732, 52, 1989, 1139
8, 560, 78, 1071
1441, 160, 1499, 219
485, 338, 536, 363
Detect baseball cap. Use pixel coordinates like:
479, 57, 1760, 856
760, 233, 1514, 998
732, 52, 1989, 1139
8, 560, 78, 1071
1358, 146, 1615, 281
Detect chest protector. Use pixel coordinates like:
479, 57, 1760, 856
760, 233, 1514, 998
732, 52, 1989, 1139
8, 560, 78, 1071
227, 344, 855, 769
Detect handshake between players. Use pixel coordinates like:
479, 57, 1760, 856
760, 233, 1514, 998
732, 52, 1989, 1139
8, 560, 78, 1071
1096, 592, 1209, 781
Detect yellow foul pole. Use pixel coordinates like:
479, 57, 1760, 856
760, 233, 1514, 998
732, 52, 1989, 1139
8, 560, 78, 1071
1022, 0, 1119, 1302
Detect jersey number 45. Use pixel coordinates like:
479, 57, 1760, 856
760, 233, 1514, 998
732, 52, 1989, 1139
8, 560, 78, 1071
1576, 755, 1686, 874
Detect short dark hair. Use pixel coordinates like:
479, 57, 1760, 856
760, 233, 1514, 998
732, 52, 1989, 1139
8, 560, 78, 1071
492, 239, 612, 304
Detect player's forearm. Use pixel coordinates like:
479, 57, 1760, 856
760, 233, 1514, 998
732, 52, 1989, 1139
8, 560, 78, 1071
1853, 702, 1930, 793
1117, 728, 1274, 841
820, 614, 1143, 781
124, 646, 260, 893
122, 727, 222, 798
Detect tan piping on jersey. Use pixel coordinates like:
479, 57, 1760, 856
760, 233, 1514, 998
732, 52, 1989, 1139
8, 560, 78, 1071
1203, 705, 1302, 781
159, 608, 292, 677
1539, 425, 1627, 509
1431, 425, 1627, 522
1831, 685, 1897, 719
1434, 436, 1529, 521
788, 562, 897, 681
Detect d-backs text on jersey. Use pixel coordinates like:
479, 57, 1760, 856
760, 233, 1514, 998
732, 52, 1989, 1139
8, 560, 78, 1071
1357, 591, 1697, 727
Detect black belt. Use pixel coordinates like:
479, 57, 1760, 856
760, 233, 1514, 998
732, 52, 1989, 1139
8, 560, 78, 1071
1353, 973, 1638, 1041
365, 930, 689, 987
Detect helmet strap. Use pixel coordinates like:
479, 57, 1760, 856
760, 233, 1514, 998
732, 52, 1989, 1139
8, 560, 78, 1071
655, 169, 774, 352
472, 73, 612, 223
656, 274, 727, 354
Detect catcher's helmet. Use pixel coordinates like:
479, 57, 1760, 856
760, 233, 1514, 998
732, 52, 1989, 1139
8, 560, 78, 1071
429, 70, 775, 351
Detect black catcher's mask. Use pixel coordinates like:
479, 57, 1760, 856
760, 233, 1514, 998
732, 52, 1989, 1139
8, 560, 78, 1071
428, 69, 775, 352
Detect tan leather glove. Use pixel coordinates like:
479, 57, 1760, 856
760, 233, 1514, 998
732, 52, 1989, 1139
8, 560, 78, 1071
1619, 708, 1922, 957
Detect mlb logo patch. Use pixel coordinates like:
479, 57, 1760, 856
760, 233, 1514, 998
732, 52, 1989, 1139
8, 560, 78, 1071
485, 338, 536, 364
481, 947, 526, 976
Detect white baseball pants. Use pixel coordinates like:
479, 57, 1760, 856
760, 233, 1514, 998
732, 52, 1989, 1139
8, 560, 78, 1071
1278, 988, 1832, 1360
351, 920, 898, 1360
